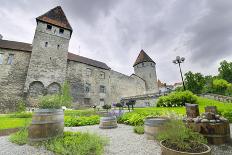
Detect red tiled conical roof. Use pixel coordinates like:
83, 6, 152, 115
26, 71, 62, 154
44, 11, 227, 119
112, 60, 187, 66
133, 49, 155, 66
36, 6, 72, 31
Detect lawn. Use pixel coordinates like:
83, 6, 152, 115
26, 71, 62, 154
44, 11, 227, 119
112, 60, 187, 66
0, 117, 31, 130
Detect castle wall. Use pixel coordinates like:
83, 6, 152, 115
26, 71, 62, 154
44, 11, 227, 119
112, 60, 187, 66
66, 60, 111, 108
0, 49, 31, 112
109, 70, 146, 103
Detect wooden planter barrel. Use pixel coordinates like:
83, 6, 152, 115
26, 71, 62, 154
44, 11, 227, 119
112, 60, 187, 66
28, 109, 64, 142
99, 116, 117, 129
188, 122, 231, 145
144, 117, 168, 140
160, 140, 211, 155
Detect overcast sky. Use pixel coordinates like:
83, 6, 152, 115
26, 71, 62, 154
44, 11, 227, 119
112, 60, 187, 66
1, 0, 232, 84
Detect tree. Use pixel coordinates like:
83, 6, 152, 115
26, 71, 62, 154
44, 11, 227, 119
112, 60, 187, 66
212, 79, 230, 95
184, 71, 206, 94
218, 60, 232, 83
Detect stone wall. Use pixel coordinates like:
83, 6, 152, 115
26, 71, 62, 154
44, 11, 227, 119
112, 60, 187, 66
0, 49, 31, 112
24, 21, 70, 98
66, 60, 111, 108
109, 70, 146, 103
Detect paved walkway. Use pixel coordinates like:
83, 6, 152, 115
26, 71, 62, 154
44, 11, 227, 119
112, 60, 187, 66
0, 136, 53, 155
0, 124, 232, 155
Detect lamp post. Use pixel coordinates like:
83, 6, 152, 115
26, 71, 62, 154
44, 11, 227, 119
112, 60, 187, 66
173, 56, 186, 90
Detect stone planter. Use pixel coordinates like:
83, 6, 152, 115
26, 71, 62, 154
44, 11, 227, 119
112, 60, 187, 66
160, 140, 211, 155
99, 116, 117, 129
28, 109, 64, 142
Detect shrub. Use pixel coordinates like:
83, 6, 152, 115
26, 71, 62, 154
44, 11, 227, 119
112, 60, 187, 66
9, 128, 28, 145
44, 131, 108, 155
157, 120, 207, 152
156, 91, 198, 107
102, 104, 111, 112
17, 100, 26, 112
65, 115, 100, 127
134, 125, 144, 134
9, 112, 32, 118
38, 81, 72, 109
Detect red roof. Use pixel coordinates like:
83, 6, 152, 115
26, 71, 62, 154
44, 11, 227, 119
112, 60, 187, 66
36, 6, 72, 31
133, 49, 155, 66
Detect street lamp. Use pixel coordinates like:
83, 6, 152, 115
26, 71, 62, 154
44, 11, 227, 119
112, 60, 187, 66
173, 56, 186, 90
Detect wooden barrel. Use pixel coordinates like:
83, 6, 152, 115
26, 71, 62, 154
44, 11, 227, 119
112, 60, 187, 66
99, 116, 117, 129
188, 122, 231, 145
144, 117, 168, 140
28, 109, 64, 142
185, 103, 199, 118
205, 106, 217, 114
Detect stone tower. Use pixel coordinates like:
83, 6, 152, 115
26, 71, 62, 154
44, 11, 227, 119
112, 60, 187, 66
24, 6, 72, 97
133, 49, 159, 94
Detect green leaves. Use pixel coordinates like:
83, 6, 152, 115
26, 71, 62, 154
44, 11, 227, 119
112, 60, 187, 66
156, 91, 198, 107
218, 60, 232, 83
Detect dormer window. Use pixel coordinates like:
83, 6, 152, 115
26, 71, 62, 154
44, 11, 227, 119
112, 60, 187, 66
47, 24, 52, 30
59, 29, 64, 34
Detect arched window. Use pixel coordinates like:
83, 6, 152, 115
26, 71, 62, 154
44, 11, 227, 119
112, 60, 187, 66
47, 82, 61, 94
29, 81, 44, 97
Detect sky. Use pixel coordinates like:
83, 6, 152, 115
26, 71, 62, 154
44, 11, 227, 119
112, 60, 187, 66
0, 0, 232, 84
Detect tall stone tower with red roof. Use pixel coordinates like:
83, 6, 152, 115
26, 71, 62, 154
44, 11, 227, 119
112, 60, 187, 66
24, 6, 72, 98
133, 49, 159, 93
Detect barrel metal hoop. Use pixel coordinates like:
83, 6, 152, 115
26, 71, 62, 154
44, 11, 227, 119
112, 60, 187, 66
31, 120, 64, 124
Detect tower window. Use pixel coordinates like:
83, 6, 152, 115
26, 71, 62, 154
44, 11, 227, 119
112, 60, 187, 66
100, 71, 105, 79
7, 54, 14, 65
86, 68, 92, 77
45, 42, 48, 47
0, 53, 3, 64
57, 44, 60, 49
85, 83, 91, 93
59, 29, 64, 34
47, 24, 52, 30
100, 85, 106, 93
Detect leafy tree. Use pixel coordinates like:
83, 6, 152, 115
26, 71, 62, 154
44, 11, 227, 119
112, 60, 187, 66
184, 71, 206, 94
218, 60, 232, 83
212, 79, 231, 95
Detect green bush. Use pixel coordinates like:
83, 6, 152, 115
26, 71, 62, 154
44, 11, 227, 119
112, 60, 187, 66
38, 81, 72, 109
134, 125, 144, 134
156, 91, 198, 107
157, 120, 207, 152
65, 115, 100, 127
9, 128, 28, 145
65, 109, 97, 117
44, 131, 108, 155
17, 100, 26, 112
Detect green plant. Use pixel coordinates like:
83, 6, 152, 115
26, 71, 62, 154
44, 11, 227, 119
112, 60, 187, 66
17, 100, 26, 112
134, 125, 144, 134
38, 81, 72, 109
43, 131, 108, 155
156, 91, 198, 107
38, 94, 61, 109
64, 115, 100, 127
102, 104, 111, 112
9, 128, 28, 145
157, 120, 207, 152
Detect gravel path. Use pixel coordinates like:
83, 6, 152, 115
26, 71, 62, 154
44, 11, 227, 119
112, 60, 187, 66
0, 124, 232, 155
0, 136, 53, 155
65, 124, 161, 155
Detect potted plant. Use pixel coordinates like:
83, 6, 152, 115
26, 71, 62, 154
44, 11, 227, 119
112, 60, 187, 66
157, 120, 211, 155
99, 104, 117, 129
28, 82, 72, 142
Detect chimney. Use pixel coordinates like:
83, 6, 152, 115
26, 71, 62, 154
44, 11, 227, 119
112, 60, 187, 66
0, 34, 2, 40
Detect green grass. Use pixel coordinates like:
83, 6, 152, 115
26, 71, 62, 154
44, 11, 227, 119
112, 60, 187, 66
133, 125, 144, 134
118, 97, 232, 125
9, 128, 28, 145
0, 117, 31, 130
9, 129, 108, 155
44, 131, 108, 155
64, 109, 97, 117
